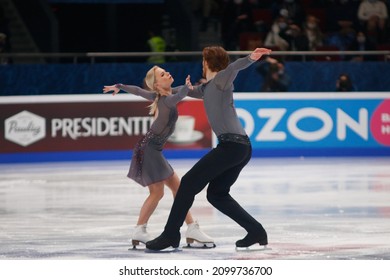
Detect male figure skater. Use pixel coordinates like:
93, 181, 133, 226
146, 47, 272, 251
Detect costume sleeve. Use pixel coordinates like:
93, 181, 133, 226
115, 84, 157, 101
187, 85, 204, 99
172, 86, 181, 94
214, 55, 255, 91
164, 85, 190, 107
172, 85, 203, 99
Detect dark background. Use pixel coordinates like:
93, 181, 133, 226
9, 0, 194, 58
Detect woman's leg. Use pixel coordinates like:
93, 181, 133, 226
136, 182, 164, 225
132, 182, 165, 246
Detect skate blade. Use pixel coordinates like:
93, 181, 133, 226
128, 240, 147, 251
183, 242, 216, 249
145, 247, 182, 253
235, 245, 271, 252
128, 244, 146, 251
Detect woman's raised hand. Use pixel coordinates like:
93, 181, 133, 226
185, 75, 193, 90
103, 85, 120, 95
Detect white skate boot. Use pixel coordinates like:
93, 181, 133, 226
130, 224, 151, 249
184, 221, 216, 249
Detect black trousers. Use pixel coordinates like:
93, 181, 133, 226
163, 139, 265, 237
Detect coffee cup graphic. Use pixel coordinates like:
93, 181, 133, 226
169, 115, 203, 144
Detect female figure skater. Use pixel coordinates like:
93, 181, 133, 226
146, 47, 272, 251
103, 66, 214, 249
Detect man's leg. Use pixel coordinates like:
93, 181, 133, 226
146, 144, 247, 250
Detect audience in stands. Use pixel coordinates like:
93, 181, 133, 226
325, 20, 357, 54
217, 0, 390, 60
303, 14, 324, 51
220, 0, 256, 50
271, 0, 306, 26
357, 0, 389, 44
349, 30, 377, 60
279, 23, 310, 57
325, 0, 360, 33
264, 16, 290, 50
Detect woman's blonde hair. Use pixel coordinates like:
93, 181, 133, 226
144, 66, 160, 115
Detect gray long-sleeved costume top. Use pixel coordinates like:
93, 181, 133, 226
184, 55, 255, 137
115, 84, 189, 186
116, 84, 189, 137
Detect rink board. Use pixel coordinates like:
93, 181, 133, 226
1, 92, 390, 163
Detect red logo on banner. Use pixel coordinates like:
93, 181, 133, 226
371, 99, 390, 146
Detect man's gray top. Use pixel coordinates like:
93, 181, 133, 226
185, 55, 255, 137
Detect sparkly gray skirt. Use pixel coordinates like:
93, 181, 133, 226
127, 130, 174, 187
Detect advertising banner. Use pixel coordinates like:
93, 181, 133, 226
234, 93, 390, 156
0, 95, 212, 162
1, 92, 389, 162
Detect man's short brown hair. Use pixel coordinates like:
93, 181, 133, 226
202, 46, 230, 72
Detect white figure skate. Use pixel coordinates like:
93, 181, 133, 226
130, 224, 151, 250
184, 221, 216, 249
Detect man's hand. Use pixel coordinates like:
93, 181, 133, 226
250, 48, 272, 61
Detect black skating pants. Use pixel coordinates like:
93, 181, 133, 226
163, 140, 265, 237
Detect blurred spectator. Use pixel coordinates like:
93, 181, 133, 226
221, 0, 256, 50
264, 15, 290, 50
271, 0, 306, 26
192, 0, 221, 32
357, 0, 389, 43
336, 73, 357, 91
146, 29, 166, 64
325, 20, 357, 57
257, 56, 291, 92
349, 30, 377, 60
325, 0, 360, 33
280, 23, 310, 58
303, 14, 324, 50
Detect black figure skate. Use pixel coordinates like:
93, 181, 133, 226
145, 233, 181, 253
235, 231, 270, 251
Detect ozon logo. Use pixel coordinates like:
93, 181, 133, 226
5, 110, 46, 147
237, 107, 368, 142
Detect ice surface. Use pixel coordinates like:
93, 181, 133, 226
0, 157, 389, 260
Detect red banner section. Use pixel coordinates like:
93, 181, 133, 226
0, 95, 213, 154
